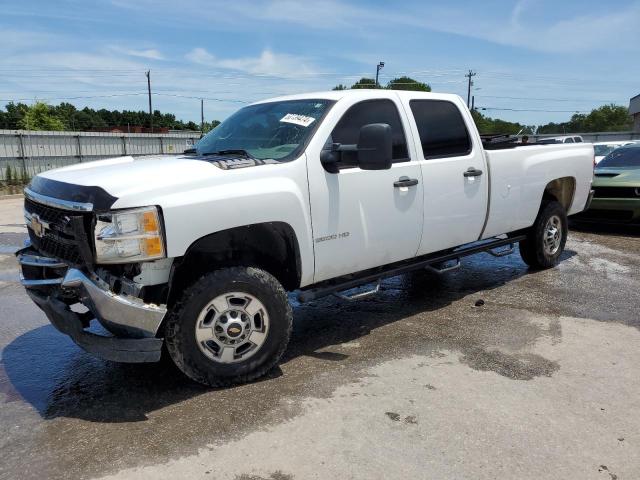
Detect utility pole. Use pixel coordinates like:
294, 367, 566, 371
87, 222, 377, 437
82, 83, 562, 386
145, 70, 153, 133
200, 98, 204, 134
375, 61, 385, 88
471, 95, 475, 111
465, 70, 476, 108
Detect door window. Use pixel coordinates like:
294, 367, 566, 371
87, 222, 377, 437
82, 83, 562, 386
327, 99, 409, 168
409, 100, 472, 159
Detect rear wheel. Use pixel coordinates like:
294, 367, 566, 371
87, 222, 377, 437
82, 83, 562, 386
519, 200, 568, 269
165, 267, 292, 387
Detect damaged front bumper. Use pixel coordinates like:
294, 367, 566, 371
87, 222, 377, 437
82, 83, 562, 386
17, 247, 166, 363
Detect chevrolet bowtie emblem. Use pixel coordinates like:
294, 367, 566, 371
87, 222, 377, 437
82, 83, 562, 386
30, 214, 45, 238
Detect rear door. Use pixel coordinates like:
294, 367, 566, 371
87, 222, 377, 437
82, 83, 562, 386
401, 97, 488, 255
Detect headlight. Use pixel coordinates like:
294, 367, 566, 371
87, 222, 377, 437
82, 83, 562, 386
94, 206, 165, 264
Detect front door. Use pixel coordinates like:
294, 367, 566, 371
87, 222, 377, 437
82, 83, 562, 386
307, 97, 424, 282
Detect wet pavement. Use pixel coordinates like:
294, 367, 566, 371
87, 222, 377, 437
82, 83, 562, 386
1, 195, 639, 480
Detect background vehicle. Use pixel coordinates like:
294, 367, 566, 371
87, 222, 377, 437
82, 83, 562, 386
576, 144, 640, 224
16, 90, 594, 387
593, 141, 638, 163
537, 135, 584, 144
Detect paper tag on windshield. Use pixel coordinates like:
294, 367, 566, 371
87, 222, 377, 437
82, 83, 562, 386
280, 113, 316, 127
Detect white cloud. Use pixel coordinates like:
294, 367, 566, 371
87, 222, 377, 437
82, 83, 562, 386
108, 46, 165, 60
181, 0, 640, 54
428, 0, 640, 54
0, 28, 63, 53
185, 48, 319, 78
185, 47, 215, 65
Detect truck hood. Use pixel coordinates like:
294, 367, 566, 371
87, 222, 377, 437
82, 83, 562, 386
593, 167, 640, 187
30, 155, 233, 210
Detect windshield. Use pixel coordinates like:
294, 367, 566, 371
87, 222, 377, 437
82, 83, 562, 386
594, 144, 621, 156
597, 147, 640, 168
196, 99, 334, 161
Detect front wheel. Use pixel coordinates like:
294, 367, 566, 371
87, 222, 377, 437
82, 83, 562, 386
165, 267, 292, 387
519, 200, 568, 269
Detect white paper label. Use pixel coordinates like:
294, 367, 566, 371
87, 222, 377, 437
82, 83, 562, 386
280, 113, 316, 127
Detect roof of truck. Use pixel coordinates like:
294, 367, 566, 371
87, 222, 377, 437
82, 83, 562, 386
250, 89, 465, 105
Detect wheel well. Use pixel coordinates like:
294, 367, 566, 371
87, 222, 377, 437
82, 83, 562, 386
168, 222, 302, 305
542, 177, 575, 211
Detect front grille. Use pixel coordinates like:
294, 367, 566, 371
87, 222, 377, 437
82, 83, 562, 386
25, 198, 93, 265
592, 186, 640, 199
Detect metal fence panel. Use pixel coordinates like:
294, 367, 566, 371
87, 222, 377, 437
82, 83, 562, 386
0, 129, 200, 181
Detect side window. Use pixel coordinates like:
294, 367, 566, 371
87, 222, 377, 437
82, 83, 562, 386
565, 138, 574, 143
574, 137, 583, 143
329, 99, 409, 168
409, 100, 472, 159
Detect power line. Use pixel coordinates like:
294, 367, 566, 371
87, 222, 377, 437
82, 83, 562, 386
478, 107, 590, 113
154, 93, 246, 103
476, 94, 622, 104
0, 93, 147, 102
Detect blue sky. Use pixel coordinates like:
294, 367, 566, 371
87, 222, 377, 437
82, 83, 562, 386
1, 0, 639, 126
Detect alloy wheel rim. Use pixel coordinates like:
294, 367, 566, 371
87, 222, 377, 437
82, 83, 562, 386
543, 215, 562, 256
195, 292, 269, 364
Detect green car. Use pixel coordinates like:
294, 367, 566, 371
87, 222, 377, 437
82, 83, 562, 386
578, 144, 640, 224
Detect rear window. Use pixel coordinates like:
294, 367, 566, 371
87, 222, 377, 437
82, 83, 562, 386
598, 147, 640, 168
409, 100, 472, 158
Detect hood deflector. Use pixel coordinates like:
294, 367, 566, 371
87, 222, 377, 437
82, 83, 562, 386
28, 176, 118, 212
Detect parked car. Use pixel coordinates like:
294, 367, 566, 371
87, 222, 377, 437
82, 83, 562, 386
16, 90, 594, 386
593, 141, 638, 164
537, 135, 584, 144
576, 144, 640, 224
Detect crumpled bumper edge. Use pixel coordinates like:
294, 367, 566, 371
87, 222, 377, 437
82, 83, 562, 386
26, 289, 163, 363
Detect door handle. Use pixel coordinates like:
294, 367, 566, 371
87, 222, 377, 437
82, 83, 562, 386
463, 167, 483, 177
394, 177, 419, 188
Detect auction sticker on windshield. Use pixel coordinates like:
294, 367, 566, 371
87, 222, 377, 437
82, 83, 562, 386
280, 113, 316, 127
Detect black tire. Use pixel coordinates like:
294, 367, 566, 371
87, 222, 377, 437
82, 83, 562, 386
519, 200, 568, 269
164, 267, 292, 387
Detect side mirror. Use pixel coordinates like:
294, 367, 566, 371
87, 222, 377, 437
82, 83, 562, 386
320, 149, 340, 174
357, 123, 392, 170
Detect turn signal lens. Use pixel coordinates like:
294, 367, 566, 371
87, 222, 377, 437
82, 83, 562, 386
142, 210, 160, 233
143, 237, 163, 257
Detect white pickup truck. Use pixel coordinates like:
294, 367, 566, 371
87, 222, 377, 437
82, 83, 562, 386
18, 90, 594, 386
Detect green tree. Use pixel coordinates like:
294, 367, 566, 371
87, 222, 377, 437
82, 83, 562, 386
202, 120, 220, 133
1, 103, 29, 129
471, 109, 533, 135
18, 102, 65, 131
537, 104, 632, 134
332, 84, 348, 91
386, 76, 431, 92
350, 78, 377, 89
52, 102, 77, 129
